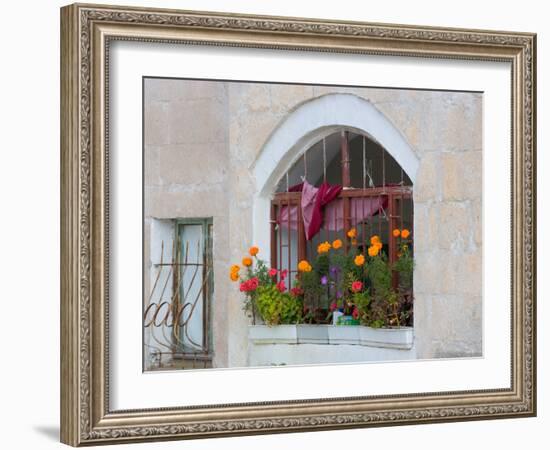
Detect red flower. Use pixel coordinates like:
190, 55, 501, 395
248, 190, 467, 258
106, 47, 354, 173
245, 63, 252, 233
351, 281, 363, 293
240, 277, 259, 292
352, 307, 359, 319
268, 268, 278, 277
276, 281, 286, 292
248, 277, 259, 290
329, 302, 338, 312
290, 287, 304, 297
280, 269, 289, 280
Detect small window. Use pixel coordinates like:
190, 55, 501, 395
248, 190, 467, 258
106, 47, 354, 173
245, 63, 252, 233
174, 218, 214, 368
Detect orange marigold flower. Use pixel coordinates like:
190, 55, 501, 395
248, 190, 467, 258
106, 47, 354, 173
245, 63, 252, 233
392, 228, 401, 237
354, 254, 365, 266
298, 260, 312, 272
401, 229, 410, 239
375, 241, 383, 250
248, 246, 259, 256
242, 257, 253, 267
332, 239, 343, 250
347, 228, 357, 239
317, 241, 331, 254
351, 238, 358, 246
368, 245, 380, 257
230, 271, 239, 282
230, 264, 240, 274
370, 235, 381, 245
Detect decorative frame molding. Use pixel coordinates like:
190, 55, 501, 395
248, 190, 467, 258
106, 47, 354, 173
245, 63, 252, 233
60, 3, 536, 446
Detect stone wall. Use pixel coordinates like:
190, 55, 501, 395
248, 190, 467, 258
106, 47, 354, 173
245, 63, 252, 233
143, 78, 483, 367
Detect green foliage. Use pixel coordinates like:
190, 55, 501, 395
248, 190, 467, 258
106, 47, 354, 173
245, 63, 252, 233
367, 252, 392, 298
255, 285, 302, 325
393, 243, 414, 289
314, 253, 330, 276
352, 291, 370, 323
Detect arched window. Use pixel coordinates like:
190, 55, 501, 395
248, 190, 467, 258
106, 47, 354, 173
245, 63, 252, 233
270, 129, 413, 323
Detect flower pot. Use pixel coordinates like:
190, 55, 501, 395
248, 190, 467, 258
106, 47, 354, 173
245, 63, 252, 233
248, 324, 298, 344
358, 326, 414, 349
328, 325, 360, 345
297, 324, 330, 344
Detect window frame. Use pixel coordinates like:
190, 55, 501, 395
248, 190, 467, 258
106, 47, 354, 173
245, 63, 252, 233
174, 218, 214, 364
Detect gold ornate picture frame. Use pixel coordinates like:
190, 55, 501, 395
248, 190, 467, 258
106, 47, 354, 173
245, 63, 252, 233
60, 2, 536, 446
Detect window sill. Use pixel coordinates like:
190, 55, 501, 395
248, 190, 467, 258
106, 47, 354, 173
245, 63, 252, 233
248, 324, 413, 350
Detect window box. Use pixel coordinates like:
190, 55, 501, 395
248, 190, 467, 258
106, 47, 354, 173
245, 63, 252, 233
327, 324, 361, 345
248, 324, 298, 344
248, 324, 413, 349
297, 324, 330, 344
358, 326, 414, 350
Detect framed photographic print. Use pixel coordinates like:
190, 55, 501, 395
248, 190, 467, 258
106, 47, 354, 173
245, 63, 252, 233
60, 3, 537, 446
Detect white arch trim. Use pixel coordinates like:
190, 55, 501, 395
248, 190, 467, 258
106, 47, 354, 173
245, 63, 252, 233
252, 93, 419, 257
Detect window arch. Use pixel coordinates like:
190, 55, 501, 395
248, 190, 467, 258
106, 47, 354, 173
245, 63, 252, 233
270, 129, 414, 323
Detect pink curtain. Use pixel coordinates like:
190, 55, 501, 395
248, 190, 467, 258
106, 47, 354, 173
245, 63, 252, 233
322, 196, 387, 231
278, 181, 387, 240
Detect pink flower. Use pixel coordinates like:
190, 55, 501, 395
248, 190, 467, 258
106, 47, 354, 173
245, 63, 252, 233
329, 302, 338, 312
276, 281, 286, 292
352, 307, 359, 319
248, 277, 259, 290
290, 287, 304, 297
268, 268, 278, 277
240, 277, 259, 292
351, 281, 363, 293
280, 269, 289, 280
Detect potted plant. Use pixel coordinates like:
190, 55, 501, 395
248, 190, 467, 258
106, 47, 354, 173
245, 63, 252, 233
230, 247, 304, 344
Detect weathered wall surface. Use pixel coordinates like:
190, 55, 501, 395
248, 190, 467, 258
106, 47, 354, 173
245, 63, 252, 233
144, 78, 483, 366
144, 78, 231, 368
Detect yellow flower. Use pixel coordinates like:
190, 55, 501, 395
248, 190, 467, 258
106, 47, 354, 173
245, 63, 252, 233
392, 228, 401, 237
332, 239, 343, 250
230, 271, 239, 282
298, 260, 312, 272
368, 245, 380, 257
354, 254, 365, 266
317, 241, 331, 254
347, 228, 357, 239
242, 257, 253, 267
370, 235, 381, 245
249, 246, 259, 256
401, 229, 411, 239
230, 264, 240, 274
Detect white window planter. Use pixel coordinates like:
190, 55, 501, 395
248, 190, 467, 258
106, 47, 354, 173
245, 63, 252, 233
358, 326, 414, 350
248, 324, 298, 344
327, 325, 361, 345
297, 324, 330, 344
249, 324, 413, 349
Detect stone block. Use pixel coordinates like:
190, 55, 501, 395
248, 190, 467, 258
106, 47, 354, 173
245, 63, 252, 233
158, 142, 229, 186
144, 78, 227, 103
441, 151, 482, 201
168, 97, 229, 145
144, 145, 160, 186
145, 188, 228, 219
269, 84, 315, 114
144, 101, 171, 146
414, 153, 441, 202
438, 202, 474, 251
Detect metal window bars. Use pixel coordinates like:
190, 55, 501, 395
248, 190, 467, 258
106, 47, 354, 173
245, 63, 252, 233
271, 130, 413, 323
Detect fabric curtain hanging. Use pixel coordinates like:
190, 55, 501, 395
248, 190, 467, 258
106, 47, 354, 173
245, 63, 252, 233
278, 181, 389, 240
